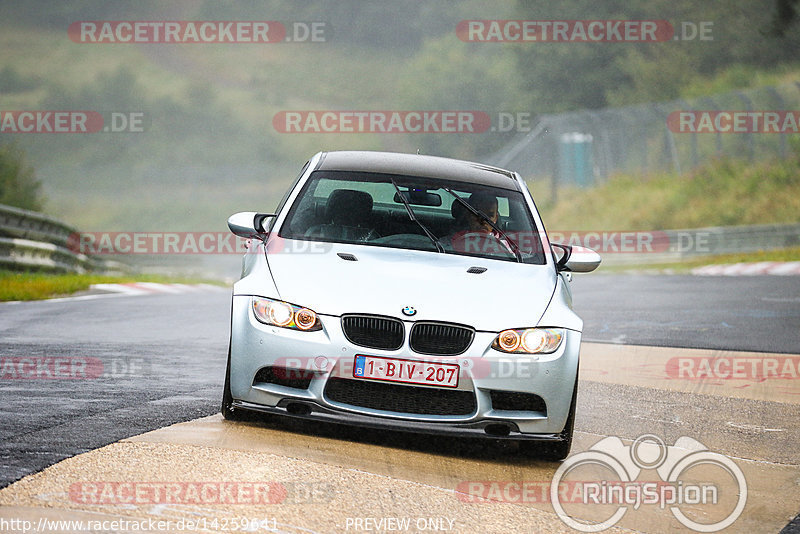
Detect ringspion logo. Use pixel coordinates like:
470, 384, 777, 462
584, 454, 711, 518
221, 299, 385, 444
551, 434, 747, 532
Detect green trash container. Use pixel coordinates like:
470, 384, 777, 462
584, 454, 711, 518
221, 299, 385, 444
558, 132, 594, 187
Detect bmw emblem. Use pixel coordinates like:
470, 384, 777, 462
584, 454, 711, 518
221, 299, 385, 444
402, 306, 417, 316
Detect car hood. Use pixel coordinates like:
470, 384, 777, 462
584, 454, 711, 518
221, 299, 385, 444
266, 239, 557, 332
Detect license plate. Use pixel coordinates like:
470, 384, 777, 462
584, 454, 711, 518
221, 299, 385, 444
353, 355, 459, 388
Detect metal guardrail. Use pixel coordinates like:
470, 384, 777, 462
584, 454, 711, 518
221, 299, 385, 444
1, 202, 795, 272
0, 203, 128, 274
0, 203, 75, 246
597, 223, 800, 266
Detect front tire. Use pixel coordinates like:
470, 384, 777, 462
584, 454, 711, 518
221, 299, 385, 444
221, 346, 247, 421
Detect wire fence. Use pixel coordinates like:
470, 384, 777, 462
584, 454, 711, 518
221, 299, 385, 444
489, 81, 800, 202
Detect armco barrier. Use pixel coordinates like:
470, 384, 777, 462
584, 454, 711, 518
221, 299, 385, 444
2, 202, 796, 270
594, 223, 800, 266
0, 203, 127, 274
0, 203, 75, 247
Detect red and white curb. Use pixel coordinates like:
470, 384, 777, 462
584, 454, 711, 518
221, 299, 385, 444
692, 261, 800, 276
91, 282, 226, 296
2, 283, 226, 305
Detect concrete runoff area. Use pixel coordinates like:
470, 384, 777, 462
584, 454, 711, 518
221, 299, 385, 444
0, 343, 798, 533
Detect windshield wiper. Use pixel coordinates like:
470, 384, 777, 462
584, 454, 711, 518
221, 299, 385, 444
389, 179, 445, 253
443, 188, 523, 263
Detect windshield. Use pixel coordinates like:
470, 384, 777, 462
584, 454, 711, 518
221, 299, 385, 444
279, 170, 546, 264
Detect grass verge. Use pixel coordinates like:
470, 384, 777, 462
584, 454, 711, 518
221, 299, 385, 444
533, 154, 800, 231
0, 270, 225, 302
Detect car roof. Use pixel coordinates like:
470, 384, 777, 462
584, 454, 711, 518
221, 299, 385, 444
314, 151, 520, 190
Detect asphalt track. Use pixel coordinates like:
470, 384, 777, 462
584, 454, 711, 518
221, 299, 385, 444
0, 274, 798, 532
572, 274, 800, 353
0, 289, 230, 488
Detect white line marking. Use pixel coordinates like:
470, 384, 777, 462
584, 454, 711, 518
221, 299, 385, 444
726, 422, 786, 432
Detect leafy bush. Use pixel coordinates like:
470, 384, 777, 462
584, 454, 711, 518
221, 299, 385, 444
0, 144, 43, 211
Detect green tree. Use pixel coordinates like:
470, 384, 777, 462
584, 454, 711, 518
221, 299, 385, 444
0, 144, 43, 211
396, 34, 527, 158
606, 46, 700, 106
513, 0, 800, 112
771, 0, 800, 35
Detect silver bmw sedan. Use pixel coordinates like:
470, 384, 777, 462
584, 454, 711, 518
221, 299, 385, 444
223, 150, 600, 460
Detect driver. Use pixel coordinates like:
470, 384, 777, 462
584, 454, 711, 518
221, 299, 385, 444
450, 192, 514, 256
464, 191, 499, 232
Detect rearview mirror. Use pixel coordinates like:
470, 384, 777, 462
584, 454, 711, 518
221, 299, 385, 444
393, 190, 442, 206
552, 244, 601, 273
227, 212, 275, 239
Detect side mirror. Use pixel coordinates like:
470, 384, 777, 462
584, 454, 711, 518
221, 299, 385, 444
227, 212, 275, 239
552, 243, 601, 273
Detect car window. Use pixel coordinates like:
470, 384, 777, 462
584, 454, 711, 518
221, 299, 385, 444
279, 170, 546, 264
498, 197, 509, 217
313, 179, 398, 205
268, 160, 311, 231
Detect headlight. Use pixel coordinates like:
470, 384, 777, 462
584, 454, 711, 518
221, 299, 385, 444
492, 328, 564, 354
252, 297, 322, 331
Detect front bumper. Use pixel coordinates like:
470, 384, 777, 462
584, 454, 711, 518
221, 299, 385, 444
229, 295, 580, 439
